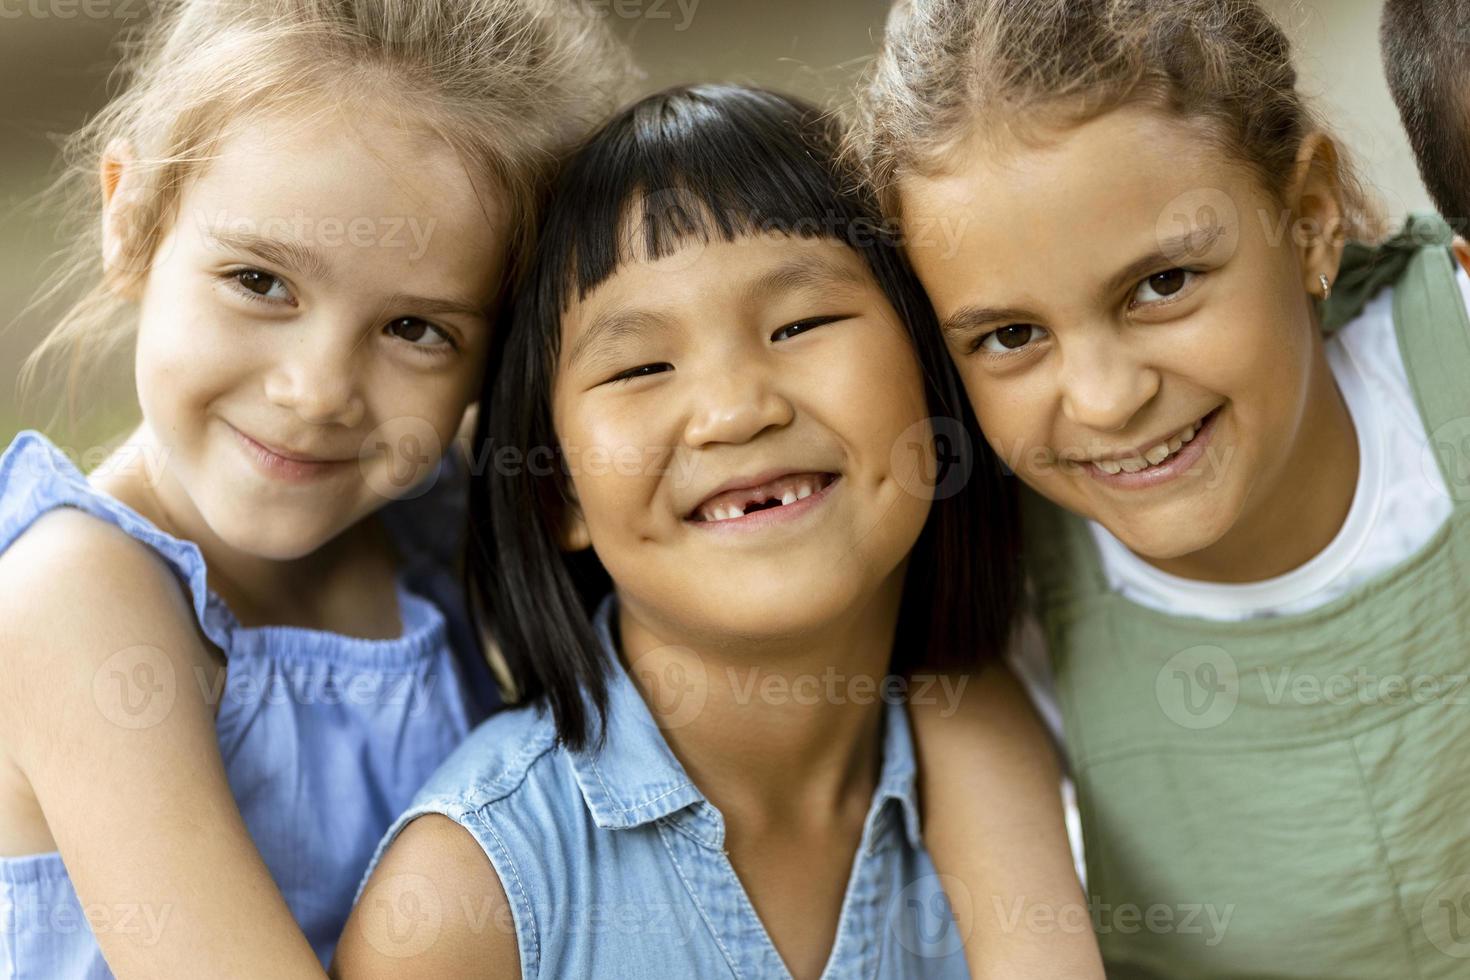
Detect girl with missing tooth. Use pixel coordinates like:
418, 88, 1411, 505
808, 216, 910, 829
334, 84, 1097, 979
859, 0, 1470, 976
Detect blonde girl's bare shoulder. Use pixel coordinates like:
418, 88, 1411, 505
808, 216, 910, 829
0, 506, 218, 748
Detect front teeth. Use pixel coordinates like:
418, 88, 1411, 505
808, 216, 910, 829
699, 477, 822, 523
1096, 416, 1205, 476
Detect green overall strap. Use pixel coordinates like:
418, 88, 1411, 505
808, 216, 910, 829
1390, 214, 1470, 498
1322, 212, 1454, 333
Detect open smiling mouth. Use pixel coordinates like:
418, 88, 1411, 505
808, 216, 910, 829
688, 472, 840, 525
1083, 406, 1223, 485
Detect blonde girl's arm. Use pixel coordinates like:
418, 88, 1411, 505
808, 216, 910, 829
911, 662, 1105, 979
0, 510, 327, 979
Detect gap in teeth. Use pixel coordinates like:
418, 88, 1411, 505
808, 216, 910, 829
701, 475, 825, 522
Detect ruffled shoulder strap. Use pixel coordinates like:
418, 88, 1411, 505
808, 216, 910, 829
0, 430, 237, 649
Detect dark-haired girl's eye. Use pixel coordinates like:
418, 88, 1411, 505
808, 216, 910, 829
771, 315, 849, 342
1132, 268, 1199, 306
975, 323, 1049, 355
607, 363, 672, 385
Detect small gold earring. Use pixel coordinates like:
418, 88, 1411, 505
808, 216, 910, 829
1319, 274, 1332, 300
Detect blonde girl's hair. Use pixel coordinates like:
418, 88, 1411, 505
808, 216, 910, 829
20, 0, 637, 414
850, 0, 1379, 238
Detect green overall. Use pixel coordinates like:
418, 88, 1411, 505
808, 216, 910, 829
1023, 214, 1470, 978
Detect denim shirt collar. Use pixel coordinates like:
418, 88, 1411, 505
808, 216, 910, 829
566, 594, 923, 850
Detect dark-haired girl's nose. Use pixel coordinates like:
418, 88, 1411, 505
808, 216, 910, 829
681, 366, 794, 448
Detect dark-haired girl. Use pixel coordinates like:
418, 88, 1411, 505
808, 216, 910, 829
333, 84, 1093, 979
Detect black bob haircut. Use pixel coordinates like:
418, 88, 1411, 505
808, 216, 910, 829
1382, 0, 1470, 235
466, 84, 1019, 751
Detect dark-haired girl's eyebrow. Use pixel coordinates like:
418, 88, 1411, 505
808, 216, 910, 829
566, 306, 676, 371
738, 253, 867, 306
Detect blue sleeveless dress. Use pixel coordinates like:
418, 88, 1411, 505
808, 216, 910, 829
0, 430, 498, 978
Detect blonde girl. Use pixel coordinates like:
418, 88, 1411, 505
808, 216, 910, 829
859, 0, 1470, 976
0, 1, 630, 976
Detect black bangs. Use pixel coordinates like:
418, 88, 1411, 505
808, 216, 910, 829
541, 84, 897, 312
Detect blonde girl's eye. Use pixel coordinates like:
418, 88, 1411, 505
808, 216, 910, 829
386, 317, 457, 352
231, 268, 293, 303
975, 323, 1049, 355
1132, 268, 1198, 306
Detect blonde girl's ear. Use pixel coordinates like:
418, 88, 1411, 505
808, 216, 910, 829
100, 139, 141, 293
1284, 132, 1349, 300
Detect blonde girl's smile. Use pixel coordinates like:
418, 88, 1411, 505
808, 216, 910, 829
223, 419, 359, 483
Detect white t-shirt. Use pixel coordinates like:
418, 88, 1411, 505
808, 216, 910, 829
1011, 268, 1468, 881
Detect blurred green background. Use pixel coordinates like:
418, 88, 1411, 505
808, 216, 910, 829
0, 0, 1432, 452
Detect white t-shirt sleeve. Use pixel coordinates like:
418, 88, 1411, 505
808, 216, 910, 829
1003, 608, 1087, 886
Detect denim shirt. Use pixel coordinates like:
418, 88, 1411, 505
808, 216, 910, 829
362, 596, 970, 978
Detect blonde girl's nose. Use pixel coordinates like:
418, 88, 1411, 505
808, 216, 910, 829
263, 334, 367, 429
